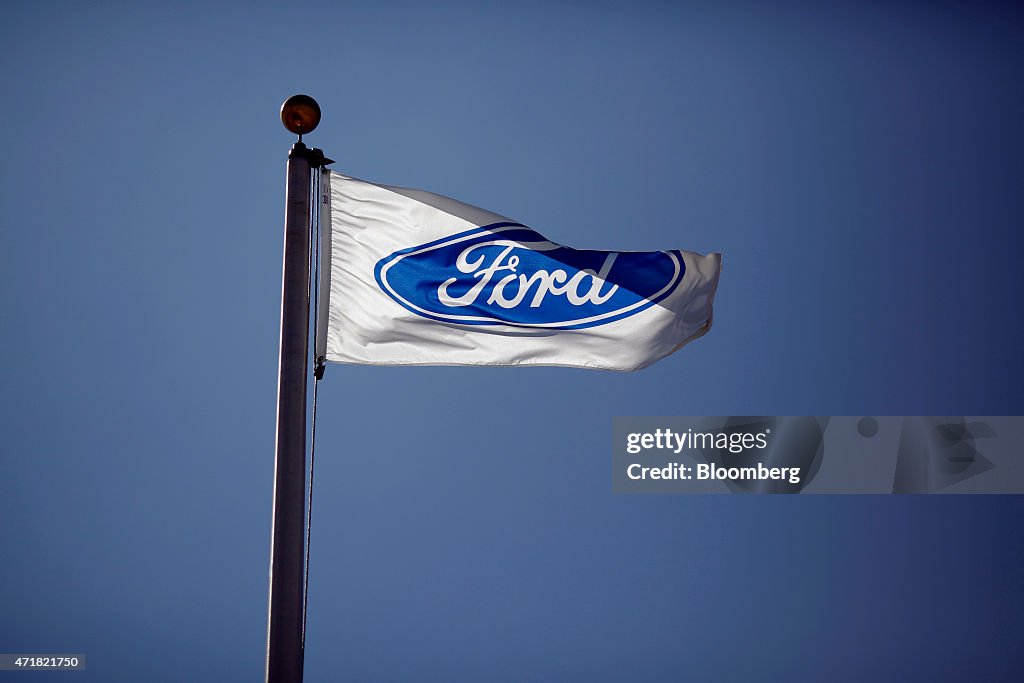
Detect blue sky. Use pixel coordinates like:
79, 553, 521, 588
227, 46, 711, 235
2, 2, 1022, 681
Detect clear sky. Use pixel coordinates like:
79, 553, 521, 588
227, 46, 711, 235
2, 1, 1022, 681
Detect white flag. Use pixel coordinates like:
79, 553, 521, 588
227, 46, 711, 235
316, 171, 721, 371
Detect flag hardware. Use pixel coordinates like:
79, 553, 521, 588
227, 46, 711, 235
266, 95, 327, 683
280, 94, 321, 140
287, 142, 333, 169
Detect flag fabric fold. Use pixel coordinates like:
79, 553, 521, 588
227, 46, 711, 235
316, 171, 721, 371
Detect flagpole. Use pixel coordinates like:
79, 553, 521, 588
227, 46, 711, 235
267, 95, 321, 683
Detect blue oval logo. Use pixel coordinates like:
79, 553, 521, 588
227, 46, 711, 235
374, 223, 685, 329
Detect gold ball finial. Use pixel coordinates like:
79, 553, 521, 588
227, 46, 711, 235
280, 94, 321, 136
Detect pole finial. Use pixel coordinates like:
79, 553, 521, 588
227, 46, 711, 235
280, 94, 321, 138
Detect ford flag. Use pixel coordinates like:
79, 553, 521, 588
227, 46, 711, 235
316, 171, 722, 371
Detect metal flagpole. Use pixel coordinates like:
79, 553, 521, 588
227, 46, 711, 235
266, 94, 322, 683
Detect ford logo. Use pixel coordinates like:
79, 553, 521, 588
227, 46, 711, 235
374, 223, 685, 329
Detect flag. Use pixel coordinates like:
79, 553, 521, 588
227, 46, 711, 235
315, 171, 722, 371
